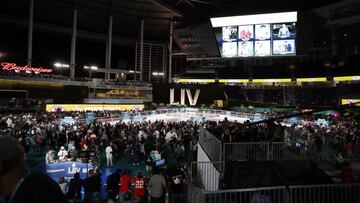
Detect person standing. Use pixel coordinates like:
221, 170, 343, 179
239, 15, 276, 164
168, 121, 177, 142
58, 176, 69, 195
83, 169, 101, 202
119, 169, 132, 202
67, 172, 82, 202
0, 136, 68, 203
148, 167, 167, 203
133, 170, 147, 203
106, 169, 121, 202
167, 167, 186, 203
105, 145, 113, 167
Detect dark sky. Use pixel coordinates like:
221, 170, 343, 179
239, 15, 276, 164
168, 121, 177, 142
0, 21, 134, 74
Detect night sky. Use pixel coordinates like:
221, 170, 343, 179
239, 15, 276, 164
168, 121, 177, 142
0, 21, 135, 77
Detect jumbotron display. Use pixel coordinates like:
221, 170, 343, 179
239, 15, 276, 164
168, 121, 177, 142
211, 11, 297, 58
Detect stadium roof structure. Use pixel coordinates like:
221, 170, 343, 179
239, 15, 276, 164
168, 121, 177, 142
0, 0, 341, 46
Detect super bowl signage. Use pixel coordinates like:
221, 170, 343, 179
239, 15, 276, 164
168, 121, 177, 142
169, 88, 200, 106
1, 62, 53, 73
46, 161, 93, 181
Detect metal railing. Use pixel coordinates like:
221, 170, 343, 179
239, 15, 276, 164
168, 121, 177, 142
190, 162, 224, 191
188, 184, 360, 203
188, 187, 205, 203
223, 142, 317, 162
199, 127, 223, 164
224, 142, 269, 161
288, 184, 360, 203
203, 186, 287, 203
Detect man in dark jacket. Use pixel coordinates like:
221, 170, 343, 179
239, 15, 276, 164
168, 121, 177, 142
67, 172, 82, 201
106, 169, 121, 201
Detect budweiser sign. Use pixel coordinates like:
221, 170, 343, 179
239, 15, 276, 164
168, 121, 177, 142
1, 62, 52, 73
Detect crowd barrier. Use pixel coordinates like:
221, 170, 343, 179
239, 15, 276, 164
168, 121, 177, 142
193, 127, 360, 202
188, 184, 360, 203
190, 162, 223, 191
223, 142, 317, 162
288, 183, 360, 203
198, 126, 360, 180
199, 127, 223, 164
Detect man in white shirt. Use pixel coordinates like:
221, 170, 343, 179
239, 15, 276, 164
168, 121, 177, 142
57, 146, 68, 161
105, 145, 113, 167
165, 129, 178, 142
45, 149, 55, 164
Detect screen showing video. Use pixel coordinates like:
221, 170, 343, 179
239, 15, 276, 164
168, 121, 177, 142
255, 40, 271, 56
273, 40, 295, 55
272, 23, 296, 39
255, 24, 271, 40
222, 26, 238, 42
238, 41, 254, 57
222, 42, 238, 57
211, 11, 297, 58
238, 25, 254, 41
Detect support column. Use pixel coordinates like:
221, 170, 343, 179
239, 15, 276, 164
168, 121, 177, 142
247, 62, 253, 84
290, 66, 296, 83
162, 45, 166, 83
70, 8, 78, 80
105, 15, 113, 81
168, 20, 173, 83
140, 19, 144, 81
148, 45, 152, 82
331, 25, 338, 56
134, 44, 138, 81
27, 0, 34, 66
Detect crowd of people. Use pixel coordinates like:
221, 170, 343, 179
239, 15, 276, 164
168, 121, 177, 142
0, 110, 200, 202
1, 108, 359, 203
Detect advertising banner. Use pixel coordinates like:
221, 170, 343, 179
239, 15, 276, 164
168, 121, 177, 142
46, 161, 94, 181
341, 99, 360, 106
45, 104, 144, 112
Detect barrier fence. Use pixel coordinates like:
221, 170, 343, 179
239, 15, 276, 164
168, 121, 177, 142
188, 184, 360, 203
195, 124, 360, 203
204, 186, 287, 203
190, 162, 224, 190
223, 142, 318, 162
199, 127, 223, 165
289, 184, 360, 203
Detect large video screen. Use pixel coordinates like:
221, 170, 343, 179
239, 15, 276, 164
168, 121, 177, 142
211, 11, 297, 58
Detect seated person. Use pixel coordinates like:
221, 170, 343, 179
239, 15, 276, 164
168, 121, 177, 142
45, 149, 55, 164
57, 146, 68, 161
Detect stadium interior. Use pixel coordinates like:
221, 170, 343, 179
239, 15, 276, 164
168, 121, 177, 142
0, 0, 360, 203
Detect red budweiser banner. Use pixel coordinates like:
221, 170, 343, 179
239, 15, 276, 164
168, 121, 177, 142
1, 62, 53, 73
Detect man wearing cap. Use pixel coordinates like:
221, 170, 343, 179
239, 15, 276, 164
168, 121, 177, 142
0, 136, 68, 203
